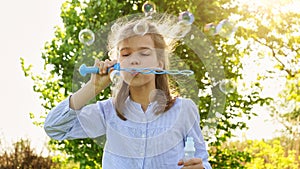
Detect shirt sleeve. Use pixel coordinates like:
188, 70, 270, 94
185, 99, 212, 169
44, 96, 107, 141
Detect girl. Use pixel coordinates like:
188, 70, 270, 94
44, 17, 212, 169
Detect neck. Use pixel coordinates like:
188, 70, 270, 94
129, 83, 156, 112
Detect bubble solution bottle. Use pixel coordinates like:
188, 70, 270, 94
183, 137, 195, 162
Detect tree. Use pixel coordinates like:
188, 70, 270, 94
21, 0, 271, 167
234, 0, 300, 138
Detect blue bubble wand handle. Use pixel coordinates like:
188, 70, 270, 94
79, 63, 194, 76
79, 63, 121, 76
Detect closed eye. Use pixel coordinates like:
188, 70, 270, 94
120, 47, 132, 57
141, 53, 150, 56
140, 49, 152, 56
121, 53, 131, 57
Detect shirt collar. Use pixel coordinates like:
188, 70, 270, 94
123, 96, 162, 123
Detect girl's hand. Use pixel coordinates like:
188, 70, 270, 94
90, 59, 117, 92
177, 158, 204, 169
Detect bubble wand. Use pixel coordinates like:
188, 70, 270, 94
79, 63, 194, 76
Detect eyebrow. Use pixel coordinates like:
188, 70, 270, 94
119, 47, 153, 52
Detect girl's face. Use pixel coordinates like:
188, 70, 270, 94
118, 35, 162, 87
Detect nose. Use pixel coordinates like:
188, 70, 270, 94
130, 52, 140, 65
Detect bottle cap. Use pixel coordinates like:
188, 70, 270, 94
185, 137, 195, 151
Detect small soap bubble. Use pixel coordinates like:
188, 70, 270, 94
142, 1, 156, 16
178, 11, 195, 25
133, 21, 149, 35
78, 29, 95, 46
111, 23, 120, 33
110, 70, 121, 84
215, 19, 237, 38
204, 23, 216, 36
219, 79, 236, 94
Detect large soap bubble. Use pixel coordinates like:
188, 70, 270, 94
72, 12, 226, 157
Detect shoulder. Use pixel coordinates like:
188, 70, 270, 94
95, 98, 117, 119
96, 98, 113, 107
174, 97, 198, 108
174, 97, 199, 119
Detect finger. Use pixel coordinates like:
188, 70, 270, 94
94, 59, 100, 66
97, 61, 105, 75
109, 59, 118, 67
107, 60, 119, 73
93, 59, 102, 75
177, 159, 184, 166
106, 59, 117, 66
103, 59, 117, 72
183, 158, 203, 166
181, 164, 204, 169
102, 59, 110, 74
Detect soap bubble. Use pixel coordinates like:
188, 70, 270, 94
204, 23, 216, 36
219, 79, 236, 94
78, 29, 95, 46
110, 70, 121, 84
142, 1, 156, 17
168, 11, 194, 39
133, 20, 149, 35
215, 19, 237, 38
178, 11, 195, 25
72, 13, 227, 149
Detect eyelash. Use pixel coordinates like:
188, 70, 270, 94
141, 53, 150, 56
121, 52, 150, 57
122, 54, 130, 57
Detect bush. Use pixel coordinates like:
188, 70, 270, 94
220, 136, 300, 169
245, 139, 300, 169
0, 139, 60, 169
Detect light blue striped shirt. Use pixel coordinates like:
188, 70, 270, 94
44, 96, 212, 169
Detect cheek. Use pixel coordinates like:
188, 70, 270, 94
120, 72, 128, 78
119, 59, 129, 67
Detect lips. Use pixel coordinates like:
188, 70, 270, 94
130, 71, 140, 76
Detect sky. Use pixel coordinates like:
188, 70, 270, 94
0, 0, 287, 154
0, 0, 64, 153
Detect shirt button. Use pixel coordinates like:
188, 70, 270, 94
140, 152, 144, 156
141, 134, 146, 138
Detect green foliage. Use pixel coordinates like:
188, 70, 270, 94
49, 138, 103, 168
245, 139, 299, 169
224, 136, 300, 169
209, 144, 251, 168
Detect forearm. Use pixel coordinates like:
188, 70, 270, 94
70, 80, 106, 110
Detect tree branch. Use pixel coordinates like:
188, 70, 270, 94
253, 37, 294, 77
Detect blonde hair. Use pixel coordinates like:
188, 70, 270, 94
107, 15, 185, 120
